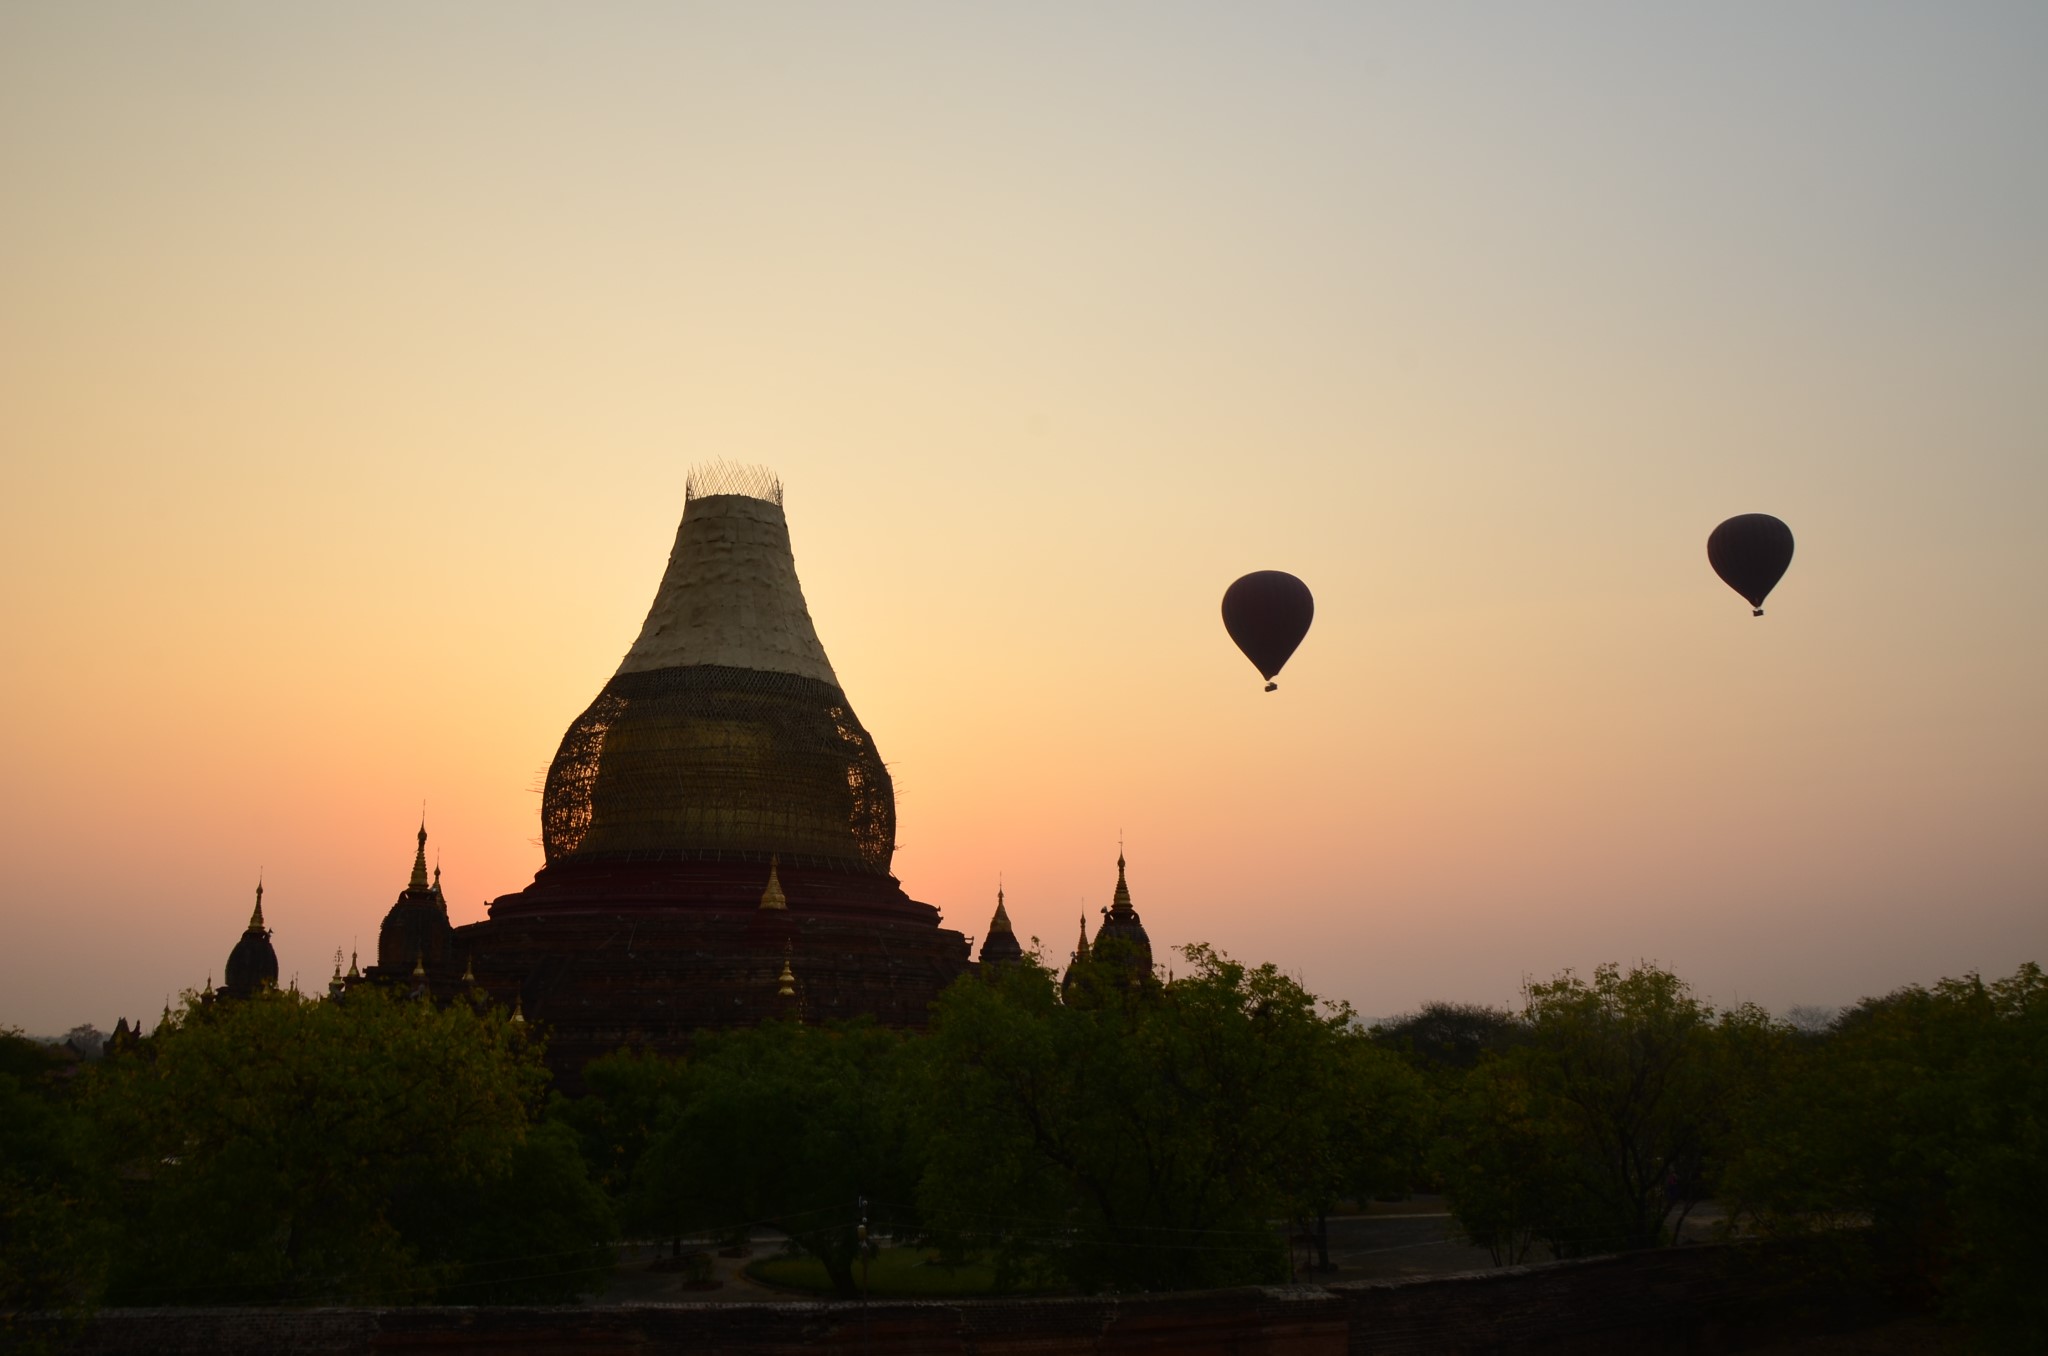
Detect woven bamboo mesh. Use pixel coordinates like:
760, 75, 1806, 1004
541, 664, 895, 875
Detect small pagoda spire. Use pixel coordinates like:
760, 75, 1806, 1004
432, 855, 442, 895
346, 948, 360, 980
249, 877, 267, 932
328, 950, 345, 998
1073, 913, 1091, 962
509, 996, 526, 1025
776, 941, 797, 999
759, 855, 787, 910
977, 881, 1025, 968
409, 816, 430, 891
1111, 850, 1133, 914
460, 954, 475, 984
411, 949, 427, 980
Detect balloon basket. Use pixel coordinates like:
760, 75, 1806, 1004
1264, 682, 1277, 693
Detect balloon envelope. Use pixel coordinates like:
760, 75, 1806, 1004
1222, 571, 1314, 685
1707, 514, 1795, 614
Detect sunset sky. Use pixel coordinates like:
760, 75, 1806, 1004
4, 3, 2043, 1035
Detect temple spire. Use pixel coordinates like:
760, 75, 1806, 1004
409, 816, 430, 891
248, 877, 266, 932
759, 856, 787, 910
1111, 850, 1133, 914
976, 881, 1025, 968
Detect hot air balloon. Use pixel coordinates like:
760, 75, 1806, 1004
1222, 571, 1314, 692
1707, 514, 1795, 616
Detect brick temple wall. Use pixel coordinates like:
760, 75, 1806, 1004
34, 1239, 1876, 1356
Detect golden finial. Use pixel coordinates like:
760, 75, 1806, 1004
759, 855, 787, 910
249, 877, 266, 932
461, 954, 475, 984
776, 941, 796, 998
411, 949, 426, 979
346, 948, 360, 980
510, 996, 526, 1025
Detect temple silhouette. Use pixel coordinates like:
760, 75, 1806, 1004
173, 468, 1161, 1083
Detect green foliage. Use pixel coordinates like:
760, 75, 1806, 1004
1440, 962, 1781, 1260
2, 1033, 108, 1351
551, 1046, 693, 1224
630, 1019, 916, 1298
87, 986, 610, 1305
1435, 1057, 1568, 1265
1729, 964, 2048, 1350
11, 933, 2042, 1333
395, 1118, 616, 1303
913, 946, 1419, 1292
1372, 1001, 1527, 1075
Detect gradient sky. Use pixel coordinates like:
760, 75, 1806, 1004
4, 3, 2043, 1035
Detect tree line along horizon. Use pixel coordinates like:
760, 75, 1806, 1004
3, 936, 2042, 1352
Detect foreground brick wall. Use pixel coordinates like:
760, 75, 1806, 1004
36, 1239, 1869, 1355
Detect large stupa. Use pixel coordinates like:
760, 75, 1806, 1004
386, 467, 971, 1079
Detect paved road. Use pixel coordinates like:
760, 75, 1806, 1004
1304, 1212, 1499, 1280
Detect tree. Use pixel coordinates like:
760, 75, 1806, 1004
914, 946, 1387, 1292
87, 986, 611, 1304
1435, 1057, 1567, 1266
1729, 964, 2048, 1350
2, 1031, 108, 1348
1272, 1031, 1429, 1271
631, 1019, 916, 1298
552, 1046, 693, 1224
1371, 1002, 1526, 1075
1439, 963, 1777, 1260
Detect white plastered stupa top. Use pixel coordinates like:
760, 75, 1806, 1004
616, 493, 840, 685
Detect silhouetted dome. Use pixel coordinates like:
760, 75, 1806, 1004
222, 883, 279, 998
1092, 853, 1153, 981
377, 819, 453, 973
